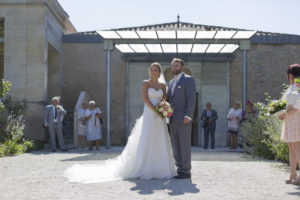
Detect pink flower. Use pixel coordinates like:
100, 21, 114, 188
168, 113, 172, 117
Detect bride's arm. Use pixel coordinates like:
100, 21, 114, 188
141, 81, 156, 112
161, 83, 167, 101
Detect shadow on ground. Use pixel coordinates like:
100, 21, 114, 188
128, 178, 200, 196
287, 185, 300, 196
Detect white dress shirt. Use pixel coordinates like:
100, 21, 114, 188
171, 72, 192, 121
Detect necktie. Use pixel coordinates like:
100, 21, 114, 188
171, 78, 177, 95
54, 107, 57, 119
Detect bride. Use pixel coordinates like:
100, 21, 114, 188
64, 62, 176, 183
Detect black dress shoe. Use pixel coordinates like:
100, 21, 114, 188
52, 149, 56, 152
174, 174, 191, 179
211, 147, 215, 149
61, 149, 68, 152
203, 147, 208, 149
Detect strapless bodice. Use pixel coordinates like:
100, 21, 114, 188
148, 88, 163, 106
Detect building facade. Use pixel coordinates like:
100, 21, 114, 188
1, 0, 300, 146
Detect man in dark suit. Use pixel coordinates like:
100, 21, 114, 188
201, 102, 218, 149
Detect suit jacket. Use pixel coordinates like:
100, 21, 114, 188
201, 109, 218, 130
166, 73, 196, 123
44, 105, 67, 129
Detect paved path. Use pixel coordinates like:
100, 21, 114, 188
0, 147, 299, 200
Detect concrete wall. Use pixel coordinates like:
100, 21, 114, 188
0, 0, 76, 140
61, 43, 126, 145
230, 44, 300, 107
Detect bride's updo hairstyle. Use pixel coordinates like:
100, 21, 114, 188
148, 62, 162, 77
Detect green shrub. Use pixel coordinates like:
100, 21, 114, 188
22, 140, 35, 152
241, 92, 289, 163
0, 79, 40, 157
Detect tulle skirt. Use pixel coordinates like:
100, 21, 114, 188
64, 106, 176, 183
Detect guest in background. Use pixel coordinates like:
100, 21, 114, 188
227, 101, 243, 149
280, 64, 300, 185
201, 102, 218, 149
44, 97, 67, 152
77, 102, 88, 150
85, 101, 102, 150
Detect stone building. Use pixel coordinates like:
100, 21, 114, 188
1, 0, 300, 146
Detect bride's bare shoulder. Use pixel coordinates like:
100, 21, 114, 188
159, 82, 166, 88
142, 80, 150, 87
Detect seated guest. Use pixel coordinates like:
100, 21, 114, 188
85, 101, 102, 150
44, 97, 67, 152
227, 101, 243, 149
201, 102, 218, 149
77, 101, 88, 150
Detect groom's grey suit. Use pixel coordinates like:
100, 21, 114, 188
167, 73, 196, 175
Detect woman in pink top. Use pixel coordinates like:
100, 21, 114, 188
280, 64, 300, 185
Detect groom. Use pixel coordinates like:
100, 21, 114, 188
167, 58, 196, 179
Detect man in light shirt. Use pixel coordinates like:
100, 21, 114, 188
44, 97, 67, 152
167, 58, 196, 179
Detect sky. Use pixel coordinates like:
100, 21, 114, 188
57, 0, 300, 35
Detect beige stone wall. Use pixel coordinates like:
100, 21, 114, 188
0, 0, 76, 140
230, 44, 300, 107
62, 43, 126, 145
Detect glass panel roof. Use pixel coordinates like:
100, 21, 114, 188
98, 30, 257, 54
233, 31, 256, 39
115, 44, 134, 53
129, 44, 148, 53
97, 31, 121, 39
195, 31, 216, 39
206, 44, 225, 53
214, 31, 237, 39
178, 44, 192, 53
145, 44, 162, 53
157, 31, 176, 39
192, 44, 209, 53
137, 31, 157, 39
177, 31, 196, 39
116, 31, 139, 39
220, 44, 239, 53
161, 44, 177, 53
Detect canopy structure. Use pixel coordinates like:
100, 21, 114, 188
97, 30, 256, 54
96, 30, 256, 148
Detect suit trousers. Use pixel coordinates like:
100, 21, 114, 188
204, 126, 215, 148
169, 122, 192, 175
48, 123, 66, 150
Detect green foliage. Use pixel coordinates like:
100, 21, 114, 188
0, 79, 11, 98
0, 79, 40, 157
241, 92, 289, 163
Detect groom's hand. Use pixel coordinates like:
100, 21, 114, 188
183, 117, 191, 124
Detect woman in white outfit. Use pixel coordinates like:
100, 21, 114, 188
227, 101, 243, 149
85, 101, 102, 150
64, 62, 176, 183
77, 102, 88, 149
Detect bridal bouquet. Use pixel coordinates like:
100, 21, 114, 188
155, 101, 173, 118
268, 100, 287, 117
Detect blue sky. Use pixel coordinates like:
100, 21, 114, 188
57, 0, 300, 35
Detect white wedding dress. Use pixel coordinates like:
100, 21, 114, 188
64, 88, 176, 183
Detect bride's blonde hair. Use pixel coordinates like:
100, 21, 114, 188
148, 62, 162, 77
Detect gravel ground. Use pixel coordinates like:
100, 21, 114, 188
0, 147, 299, 200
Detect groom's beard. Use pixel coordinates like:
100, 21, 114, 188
172, 70, 183, 75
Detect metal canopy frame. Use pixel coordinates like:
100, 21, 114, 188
96, 30, 256, 148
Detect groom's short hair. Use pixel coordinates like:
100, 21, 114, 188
172, 58, 184, 66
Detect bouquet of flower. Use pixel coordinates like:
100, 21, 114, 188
268, 100, 287, 117
155, 101, 173, 118
294, 78, 300, 90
